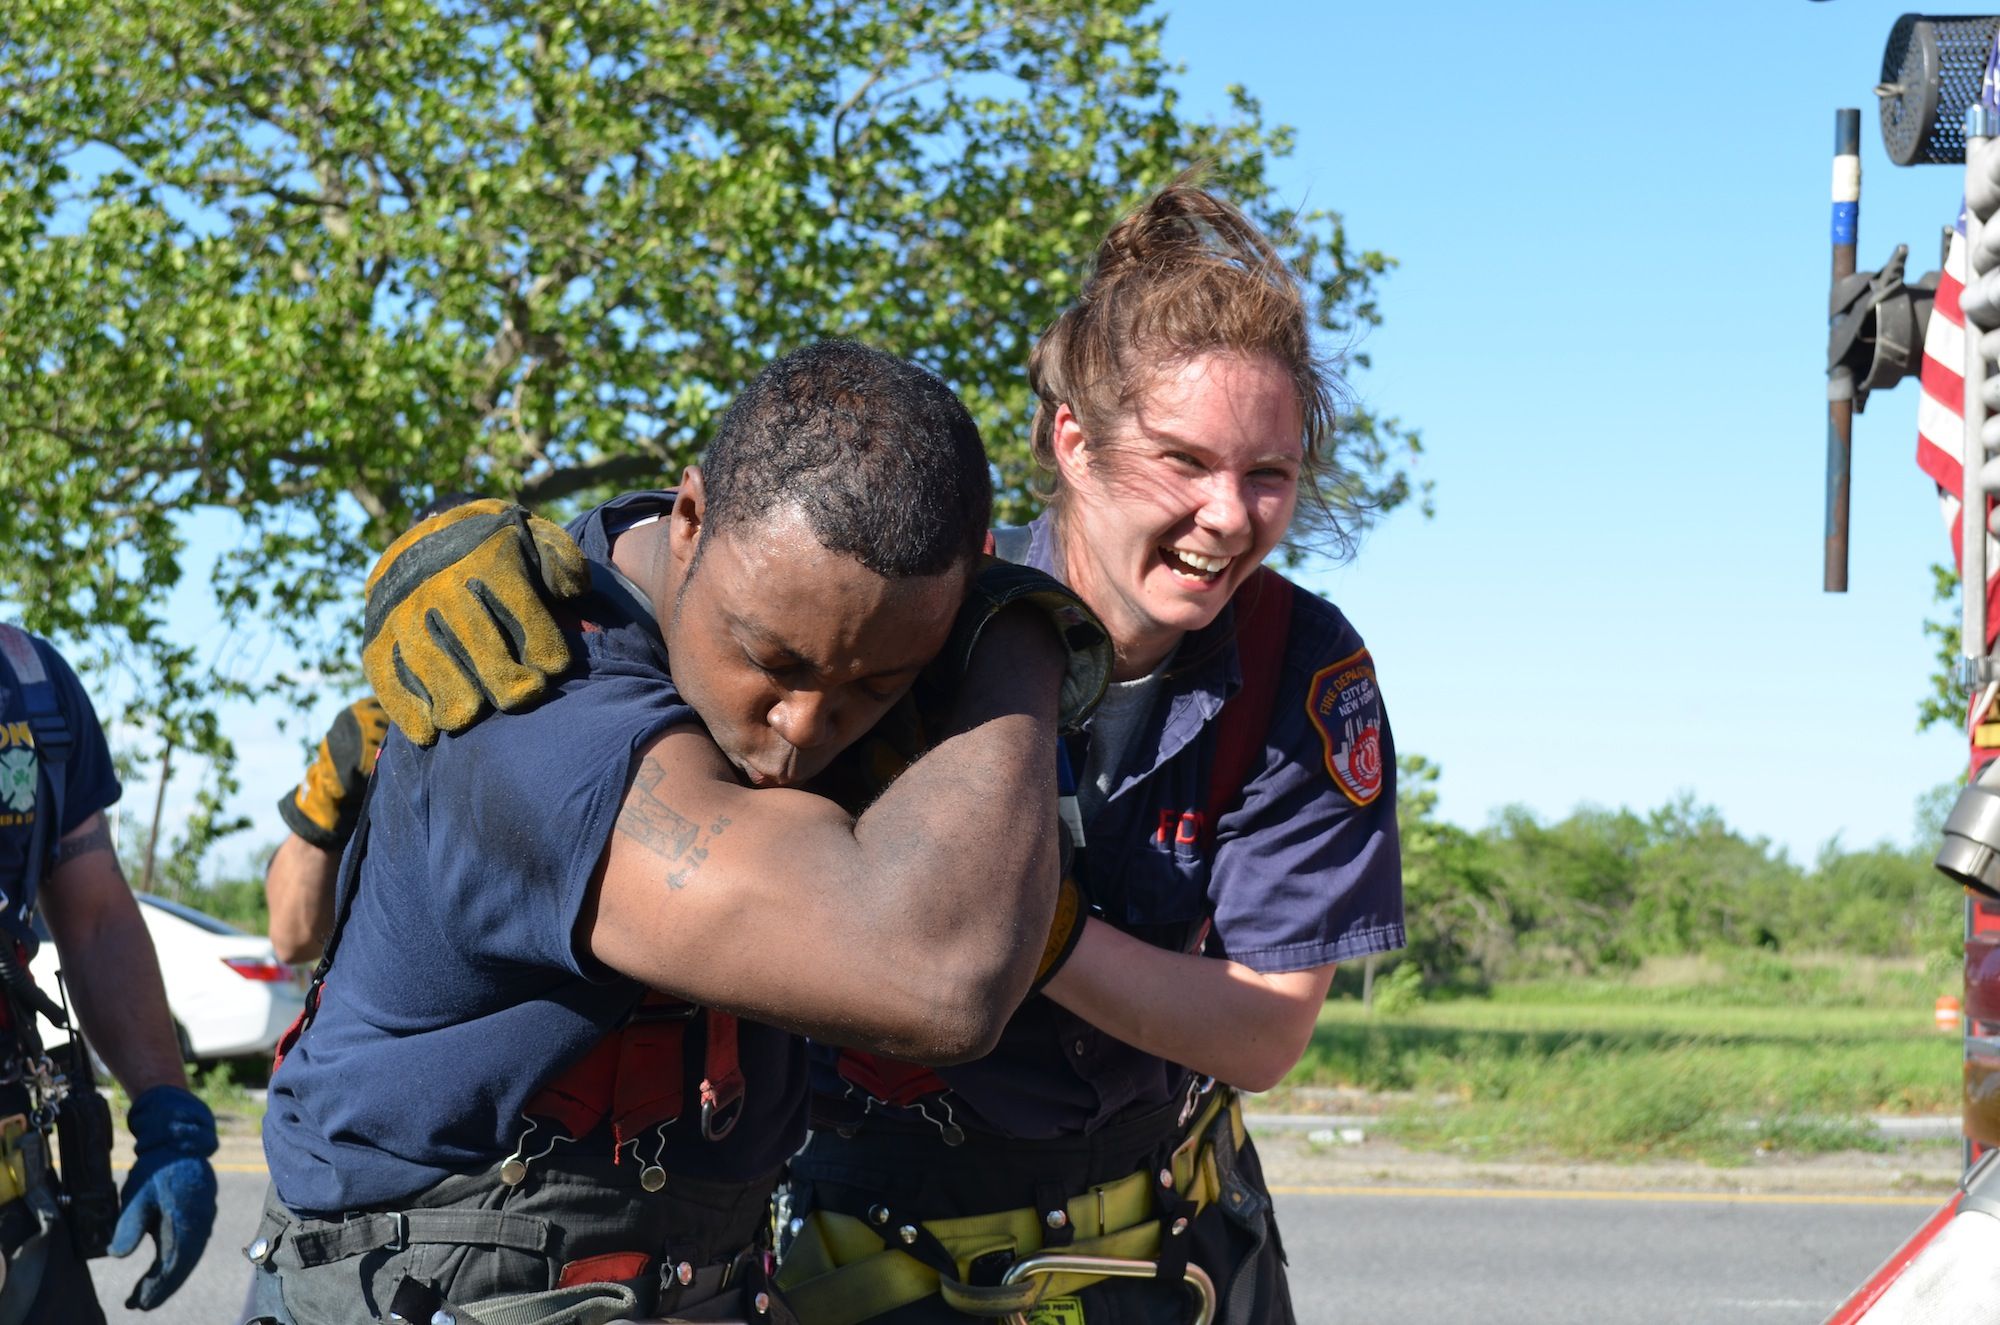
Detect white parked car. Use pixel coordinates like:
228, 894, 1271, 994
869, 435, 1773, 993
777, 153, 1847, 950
28, 893, 306, 1063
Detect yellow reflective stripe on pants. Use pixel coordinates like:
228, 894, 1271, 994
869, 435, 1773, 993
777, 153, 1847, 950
0, 1116, 32, 1209
777, 1092, 1241, 1325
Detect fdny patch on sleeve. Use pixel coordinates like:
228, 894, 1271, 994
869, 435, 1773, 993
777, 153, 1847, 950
1305, 647, 1385, 806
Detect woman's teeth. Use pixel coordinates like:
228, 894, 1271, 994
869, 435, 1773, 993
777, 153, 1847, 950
1162, 547, 1231, 580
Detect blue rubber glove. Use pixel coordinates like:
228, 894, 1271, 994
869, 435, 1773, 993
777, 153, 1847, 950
108, 1085, 218, 1310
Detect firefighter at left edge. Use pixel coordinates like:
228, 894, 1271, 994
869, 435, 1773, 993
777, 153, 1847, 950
0, 624, 216, 1321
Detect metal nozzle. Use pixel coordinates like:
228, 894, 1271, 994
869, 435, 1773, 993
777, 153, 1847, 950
1936, 779, 2000, 898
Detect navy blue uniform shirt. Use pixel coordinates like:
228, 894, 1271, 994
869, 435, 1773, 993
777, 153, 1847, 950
265, 493, 808, 1216
0, 632, 122, 952
817, 514, 1405, 1139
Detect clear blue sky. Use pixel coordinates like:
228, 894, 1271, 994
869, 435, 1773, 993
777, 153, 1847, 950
1152, 0, 1980, 862
108, 0, 1979, 874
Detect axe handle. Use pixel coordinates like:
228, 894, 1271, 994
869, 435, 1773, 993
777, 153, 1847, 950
1826, 108, 1860, 594
1970, 111, 1994, 674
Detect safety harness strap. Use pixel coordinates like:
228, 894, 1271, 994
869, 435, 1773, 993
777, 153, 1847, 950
1207, 1099, 1270, 1325
385, 1247, 797, 1325
278, 1207, 556, 1268
1200, 567, 1293, 854
778, 1091, 1243, 1324
699, 1010, 746, 1140
389, 1277, 639, 1325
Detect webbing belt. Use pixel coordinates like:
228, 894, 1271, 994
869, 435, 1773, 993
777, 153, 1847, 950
776, 1090, 1240, 1325
274, 1207, 556, 1269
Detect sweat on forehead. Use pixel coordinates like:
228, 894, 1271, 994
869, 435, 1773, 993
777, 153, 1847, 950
699, 340, 992, 577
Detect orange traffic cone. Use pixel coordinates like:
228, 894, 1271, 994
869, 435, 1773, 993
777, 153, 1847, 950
1937, 995, 1962, 1033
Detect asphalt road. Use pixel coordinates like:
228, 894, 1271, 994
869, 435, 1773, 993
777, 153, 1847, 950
1274, 1185, 1934, 1325
87, 1169, 1940, 1324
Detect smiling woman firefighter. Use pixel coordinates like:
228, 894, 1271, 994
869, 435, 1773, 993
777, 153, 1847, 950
360, 185, 1405, 1325
777, 184, 1405, 1325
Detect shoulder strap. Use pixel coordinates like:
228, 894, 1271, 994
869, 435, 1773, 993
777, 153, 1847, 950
1200, 569, 1294, 853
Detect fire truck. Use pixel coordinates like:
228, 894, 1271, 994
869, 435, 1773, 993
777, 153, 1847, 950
1823, 13, 2000, 1321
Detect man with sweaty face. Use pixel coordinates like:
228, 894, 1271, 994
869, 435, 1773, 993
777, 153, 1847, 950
244, 341, 1107, 1325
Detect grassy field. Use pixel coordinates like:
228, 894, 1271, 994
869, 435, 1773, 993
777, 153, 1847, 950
128, 952, 1973, 1164
1287, 953, 1963, 1164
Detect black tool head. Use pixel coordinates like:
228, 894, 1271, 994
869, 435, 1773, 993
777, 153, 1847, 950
1880, 14, 2000, 165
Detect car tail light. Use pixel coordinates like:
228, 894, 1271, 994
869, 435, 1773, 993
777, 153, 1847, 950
221, 957, 290, 983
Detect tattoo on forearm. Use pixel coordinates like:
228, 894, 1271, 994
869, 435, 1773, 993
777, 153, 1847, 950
621, 763, 731, 890
55, 820, 114, 866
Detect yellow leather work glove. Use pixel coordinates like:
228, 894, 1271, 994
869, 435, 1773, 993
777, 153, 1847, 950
361, 499, 589, 745
277, 698, 389, 851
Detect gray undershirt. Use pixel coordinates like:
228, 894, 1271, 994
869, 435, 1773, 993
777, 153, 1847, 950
1078, 653, 1174, 824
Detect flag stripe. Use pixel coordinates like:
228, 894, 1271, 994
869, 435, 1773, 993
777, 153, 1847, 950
1919, 213, 2000, 650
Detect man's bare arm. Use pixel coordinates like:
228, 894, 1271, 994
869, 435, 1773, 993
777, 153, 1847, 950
582, 612, 1065, 1063
264, 834, 339, 964
53, 817, 112, 865
40, 813, 187, 1096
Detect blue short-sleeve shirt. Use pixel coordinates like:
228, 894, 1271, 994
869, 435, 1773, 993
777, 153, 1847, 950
819, 514, 1405, 1139
265, 493, 808, 1216
0, 632, 122, 951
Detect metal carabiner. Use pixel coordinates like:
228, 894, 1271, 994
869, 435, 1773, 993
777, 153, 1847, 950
1176, 1074, 1217, 1129
701, 1090, 744, 1142
999, 1254, 1216, 1325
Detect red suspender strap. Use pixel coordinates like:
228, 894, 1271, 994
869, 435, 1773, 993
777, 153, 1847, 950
835, 1050, 950, 1109
522, 1000, 748, 1152
1201, 567, 1294, 854
607, 998, 695, 1152
531, 1034, 628, 1141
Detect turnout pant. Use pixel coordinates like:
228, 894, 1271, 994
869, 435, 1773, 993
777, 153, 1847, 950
781, 1090, 1292, 1325
0, 1210, 108, 1325
244, 1152, 786, 1325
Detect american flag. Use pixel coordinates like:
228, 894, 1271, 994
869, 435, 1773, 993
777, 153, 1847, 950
1915, 34, 2000, 758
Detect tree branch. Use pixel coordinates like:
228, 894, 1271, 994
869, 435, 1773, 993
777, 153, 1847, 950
518, 453, 664, 505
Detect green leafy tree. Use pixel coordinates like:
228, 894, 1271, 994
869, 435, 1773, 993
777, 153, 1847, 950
1483, 803, 1648, 973
1626, 796, 1799, 956
0, 1, 1421, 873
1920, 562, 1964, 735
1394, 754, 1511, 989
